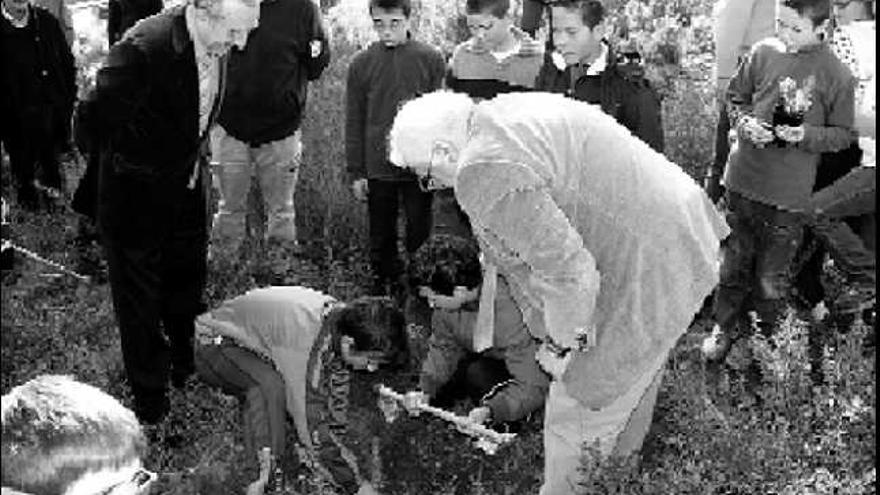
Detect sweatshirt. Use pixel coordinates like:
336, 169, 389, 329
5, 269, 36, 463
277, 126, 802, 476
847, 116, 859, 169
725, 39, 855, 211
345, 39, 446, 181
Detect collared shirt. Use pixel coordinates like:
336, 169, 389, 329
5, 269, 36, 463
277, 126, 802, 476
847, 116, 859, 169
567, 42, 609, 85
1, 2, 29, 28
184, 5, 220, 136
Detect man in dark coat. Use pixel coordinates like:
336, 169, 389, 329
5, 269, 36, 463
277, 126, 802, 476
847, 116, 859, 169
1, 0, 75, 210
77, 0, 260, 424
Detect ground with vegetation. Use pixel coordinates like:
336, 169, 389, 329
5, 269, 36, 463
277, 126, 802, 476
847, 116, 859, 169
2, 0, 875, 493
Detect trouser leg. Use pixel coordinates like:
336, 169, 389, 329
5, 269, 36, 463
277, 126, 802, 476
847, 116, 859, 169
210, 126, 252, 247
194, 343, 287, 459
712, 192, 758, 339
752, 204, 803, 330
464, 356, 512, 403
256, 130, 301, 243
367, 180, 401, 294
103, 239, 170, 423
399, 179, 432, 255
6, 135, 39, 209
161, 184, 208, 383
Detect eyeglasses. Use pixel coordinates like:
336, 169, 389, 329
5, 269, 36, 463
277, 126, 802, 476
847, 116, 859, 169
417, 156, 437, 192
96, 468, 157, 495
777, 18, 806, 34
467, 19, 496, 33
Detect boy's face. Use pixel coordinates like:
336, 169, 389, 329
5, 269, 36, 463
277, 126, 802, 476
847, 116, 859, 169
776, 4, 824, 51
371, 7, 409, 47
550, 6, 604, 66
465, 12, 512, 52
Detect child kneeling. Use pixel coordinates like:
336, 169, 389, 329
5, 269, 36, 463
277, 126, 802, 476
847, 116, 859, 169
194, 287, 409, 495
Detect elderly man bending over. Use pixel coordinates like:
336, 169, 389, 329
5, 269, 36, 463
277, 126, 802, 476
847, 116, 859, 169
388, 91, 729, 494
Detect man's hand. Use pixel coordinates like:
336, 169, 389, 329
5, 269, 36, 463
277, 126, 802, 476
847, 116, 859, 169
738, 115, 774, 146
402, 390, 428, 416
774, 124, 805, 143
535, 342, 572, 380
352, 178, 369, 202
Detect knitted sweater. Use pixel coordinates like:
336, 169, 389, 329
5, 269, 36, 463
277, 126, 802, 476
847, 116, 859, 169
725, 39, 855, 210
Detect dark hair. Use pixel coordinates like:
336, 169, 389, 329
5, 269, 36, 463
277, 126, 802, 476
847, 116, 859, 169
333, 296, 409, 367
552, 0, 605, 29
369, 0, 412, 18
1, 375, 147, 495
409, 234, 483, 296
783, 0, 833, 26
465, 0, 510, 18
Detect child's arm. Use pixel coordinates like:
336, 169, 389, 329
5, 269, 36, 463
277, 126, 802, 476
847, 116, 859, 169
418, 311, 469, 398
345, 58, 368, 184
784, 76, 856, 153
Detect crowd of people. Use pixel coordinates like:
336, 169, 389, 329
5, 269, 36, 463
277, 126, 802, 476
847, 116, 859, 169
0, 0, 875, 493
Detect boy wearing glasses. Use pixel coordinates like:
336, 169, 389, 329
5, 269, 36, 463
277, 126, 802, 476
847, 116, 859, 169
345, 0, 446, 298
2, 375, 155, 495
535, 0, 664, 153
703, 0, 855, 383
401, 234, 549, 430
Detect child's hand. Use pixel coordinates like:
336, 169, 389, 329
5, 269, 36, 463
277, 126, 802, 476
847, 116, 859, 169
774, 124, 805, 143
535, 341, 572, 380
402, 390, 428, 416
465, 405, 492, 426
738, 115, 774, 146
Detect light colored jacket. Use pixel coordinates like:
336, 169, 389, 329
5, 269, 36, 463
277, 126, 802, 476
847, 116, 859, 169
455, 93, 730, 411
713, 0, 776, 87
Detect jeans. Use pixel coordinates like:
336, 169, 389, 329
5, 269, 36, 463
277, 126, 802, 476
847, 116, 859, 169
713, 192, 804, 336
210, 126, 302, 247
367, 178, 432, 294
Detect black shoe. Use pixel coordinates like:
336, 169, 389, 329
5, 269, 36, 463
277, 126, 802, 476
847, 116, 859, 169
171, 369, 194, 389
134, 392, 170, 425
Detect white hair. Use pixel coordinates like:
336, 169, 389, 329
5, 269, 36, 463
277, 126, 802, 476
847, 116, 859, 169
388, 91, 476, 177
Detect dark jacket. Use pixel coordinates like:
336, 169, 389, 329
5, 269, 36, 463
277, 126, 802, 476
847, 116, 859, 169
107, 0, 163, 47
535, 44, 664, 153
217, 0, 329, 146
0, 5, 76, 130
345, 39, 446, 181
79, 5, 221, 243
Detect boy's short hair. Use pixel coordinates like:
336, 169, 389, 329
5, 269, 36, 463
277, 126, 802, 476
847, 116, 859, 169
369, 0, 412, 18
465, 0, 510, 18
1, 375, 146, 495
783, 0, 832, 26
552, 0, 605, 30
334, 296, 409, 367
409, 234, 483, 296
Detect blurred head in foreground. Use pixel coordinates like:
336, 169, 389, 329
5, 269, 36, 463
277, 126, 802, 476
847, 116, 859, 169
1, 375, 152, 495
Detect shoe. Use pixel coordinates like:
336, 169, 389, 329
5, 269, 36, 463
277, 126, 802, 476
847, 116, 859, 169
135, 396, 170, 425
171, 369, 194, 389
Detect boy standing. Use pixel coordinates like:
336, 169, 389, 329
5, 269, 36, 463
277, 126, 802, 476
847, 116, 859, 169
346, 0, 446, 297
704, 0, 855, 370
535, 0, 664, 153
447, 0, 543, 100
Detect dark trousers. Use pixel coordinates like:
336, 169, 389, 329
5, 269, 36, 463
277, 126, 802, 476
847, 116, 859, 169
103, 183, 208, 419
195, 342, 286, 459
367, 178, 432, 294
809, 166, 876, 288
3, 108, 63, 206
431, 354, 512, 409
713, 192, 804, 336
